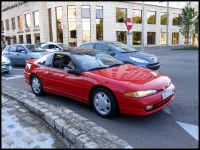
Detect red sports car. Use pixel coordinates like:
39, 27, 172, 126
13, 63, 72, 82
24, 47, 176, 118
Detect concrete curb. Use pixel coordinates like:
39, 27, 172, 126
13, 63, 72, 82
1, 85, 133, 149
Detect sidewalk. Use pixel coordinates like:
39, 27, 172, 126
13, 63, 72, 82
1, 94, 65, 148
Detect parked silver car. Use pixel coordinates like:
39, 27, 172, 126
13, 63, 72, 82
2, 44, 49, 65
38, 42, 71, 52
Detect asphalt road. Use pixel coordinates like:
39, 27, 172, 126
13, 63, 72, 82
2, 47, 199, 148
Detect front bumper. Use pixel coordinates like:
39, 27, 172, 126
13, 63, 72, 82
2, 63, 12, 73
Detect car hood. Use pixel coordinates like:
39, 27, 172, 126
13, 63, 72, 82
121, 51, 158, 62
89, 64, 170, 90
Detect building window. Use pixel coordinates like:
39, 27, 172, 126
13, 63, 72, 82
19, 35, 23, 44
132, 32, 141, 45
13, 36, 17, 44
26, 34, 31, 43
82, 6, 91, 43
132, 9, 142, 24
35, 33, 40, 44
116, 8, 127, 22
160, 32, 166, 44
82, 5, 90, 18
96, 6, 103, 41
25, 13, 30, 28
48, 8, 53, 42
68, 6, 77, 47
172, 32, 179, 44
116, 31, 127, 44
160, 12, 167, 25
18, 15, 22, 28
2, 21, 4, 31
147, 32, 155, 45
33, 11, 39, 27
6, 19, 10, 30
172, 13, 179, 25
11, 17, 15, 30
56, 7, 63, 43
147, 11, 156, 24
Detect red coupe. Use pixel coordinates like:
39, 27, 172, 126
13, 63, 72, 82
24, 47, 176, 118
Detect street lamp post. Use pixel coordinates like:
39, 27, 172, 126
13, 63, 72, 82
166, 1, 169, 49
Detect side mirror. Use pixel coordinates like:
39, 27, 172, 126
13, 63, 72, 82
67, 69, 82, 75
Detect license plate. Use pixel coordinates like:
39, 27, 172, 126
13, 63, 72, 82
162, 89, 174, 100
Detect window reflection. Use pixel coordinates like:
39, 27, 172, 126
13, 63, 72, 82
116, 31, 127, 44
132, 32, 141, 45
25, 13, 30, 27
132, 9, 142, 24
33, 11, 39, 26
147, 32, 155, 44
11, 17, 15, 30
56, 7, 63, 43
172, 13, 179, 25
116, 8, 127, 22
82, 6, 90, 43
172, 32, 179, 44
18, 16, 22, 28
96, 6, 103, 41
68, 6, 77, 46
147, 11, 156, 24
160, 12, 167, 25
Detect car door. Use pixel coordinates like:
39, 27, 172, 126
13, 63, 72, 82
47, 54, 84, 102
4, 45, 18, 64
16, 45, 29, 65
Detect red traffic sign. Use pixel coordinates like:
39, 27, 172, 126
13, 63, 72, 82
125, 18, 133, 30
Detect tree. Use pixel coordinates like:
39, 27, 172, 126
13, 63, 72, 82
177, 6, 198, 44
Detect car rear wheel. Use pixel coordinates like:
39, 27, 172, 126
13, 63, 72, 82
91, 88, 118, 118
31, 75, 44, 96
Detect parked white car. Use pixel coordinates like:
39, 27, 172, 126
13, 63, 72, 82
39, 42, 71, 52
2, 55, 12, 73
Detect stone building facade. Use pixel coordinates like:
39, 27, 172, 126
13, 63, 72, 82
1, 1, 199, 47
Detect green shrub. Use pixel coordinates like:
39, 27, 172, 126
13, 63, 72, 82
171, 45, 198, 50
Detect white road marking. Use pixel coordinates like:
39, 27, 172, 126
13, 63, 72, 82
2, 75, 24, 80
176, 121, 199, 141
162, 106, 172, 114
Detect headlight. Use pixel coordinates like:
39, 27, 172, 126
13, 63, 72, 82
129, 57, 149, 63
6, 58, 11, 63
124, 90, 157, 98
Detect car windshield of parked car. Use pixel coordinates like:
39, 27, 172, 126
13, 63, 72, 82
108, 42, 138, 53
25, 45, 47, 52
57, 44, 71, 50
73, 51, 124, 71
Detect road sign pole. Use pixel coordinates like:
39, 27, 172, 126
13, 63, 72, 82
128, 30, 130, 46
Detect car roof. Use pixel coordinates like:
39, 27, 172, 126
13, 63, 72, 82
52, 47, 101, 55
80, 41, 120, 45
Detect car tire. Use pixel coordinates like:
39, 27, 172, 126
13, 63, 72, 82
4, 71, 9, 73
31, 75, 44, 96
91, 88, 118, 118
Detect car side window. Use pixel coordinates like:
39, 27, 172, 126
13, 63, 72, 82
49, 44, 56, 49
9, 45, 17, 52
80, 44, 93, 49
95, 44, 115, 56
43, 45, 49, 49
17, 46, 26, 53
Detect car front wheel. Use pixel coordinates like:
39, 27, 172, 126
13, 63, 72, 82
91, 88, 118, 118
31, 75, 44, 96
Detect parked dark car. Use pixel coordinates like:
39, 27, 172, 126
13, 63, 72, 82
24, 47, 175, 118
2, 44, 49, 65
79, 41, 160, 71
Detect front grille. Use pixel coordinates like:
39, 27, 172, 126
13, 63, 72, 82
146, 62, 160, 71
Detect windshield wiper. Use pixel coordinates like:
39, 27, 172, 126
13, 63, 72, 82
87, 67, 107, 71
121, 51, 137, 53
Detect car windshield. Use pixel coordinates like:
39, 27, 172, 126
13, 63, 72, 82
57, 44, 71, 50
108, 42, 138, 53
25, 45, 47, 52
73, 51, 124, 71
